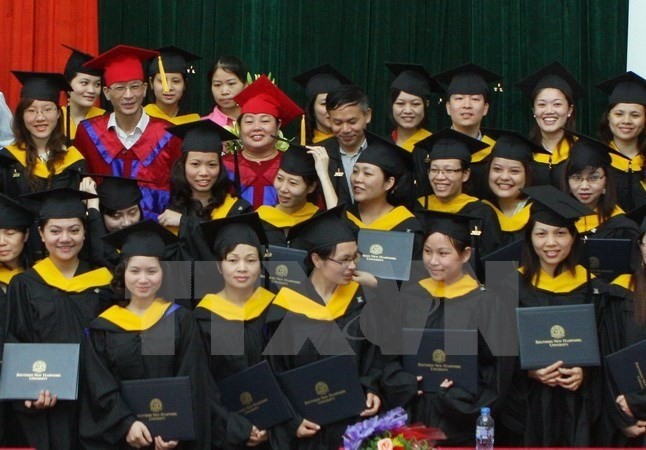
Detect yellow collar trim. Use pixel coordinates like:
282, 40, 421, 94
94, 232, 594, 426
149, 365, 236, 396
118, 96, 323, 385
610, 273, 633, 290
575, 205, 624, 233
63, 105, 104, 139
211, 195, 239, 220
0, 265, 22, 285
312, 129, 334, 144
609, 141, 644, 172
398, 128, 432, 152
420, 193, 479, 213
257, 202, 318, 229
525, 265, 592, 293
98, 299, 173, 331
143, 104, 200, 125
418, 273, 480, 299
346, 206, 414, 230
533, 138, 571, 165
196, 287, 274, 321
5, 145, 85, 178
32, 257, 112, 292
482, 200, 531, 232
471, 134, 496, 163
273, 282, 359, 320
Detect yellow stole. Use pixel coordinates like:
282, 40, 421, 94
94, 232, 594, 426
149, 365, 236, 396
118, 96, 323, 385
5, 144, 85, 178
32, 258, 112, 293
471, 134, 496, 163
418, 273, 480, 299
575, 205, 624, 233
312, 129, 334, 144
610, 273, 633, 291
257, 202, 319, 229
143, 104, 201, 125
419, 193, 479, 213
520, 265, 593, 294
482, 200, 531, 232
533, 138, 572, 166
609, 141, 644, 173
345, 206, 414, 230
98, 299, 174, 331
196, 288, 275, 321
397, 128, 432, 152
0, 265, 22, 285
62, 105, 104, 139
273, 282, 359, 321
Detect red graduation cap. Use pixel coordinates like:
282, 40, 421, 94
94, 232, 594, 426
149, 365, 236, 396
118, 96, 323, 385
83, 44, 158, 87
234, 75, 303, 126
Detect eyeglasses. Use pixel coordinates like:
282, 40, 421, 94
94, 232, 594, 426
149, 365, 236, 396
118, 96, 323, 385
568, 174, 605, 184
429, 168, 463, 177
327, 252, 362, 267
24, 106, 58, 118
109, 82, 145, 95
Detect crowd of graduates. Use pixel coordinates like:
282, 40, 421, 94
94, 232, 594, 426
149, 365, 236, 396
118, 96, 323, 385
0, 42, 644, 449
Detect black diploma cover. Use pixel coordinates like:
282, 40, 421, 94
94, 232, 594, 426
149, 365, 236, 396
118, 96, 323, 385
605, 339, 646, 395
357, 229, 414, 280
263, 245, 309, 290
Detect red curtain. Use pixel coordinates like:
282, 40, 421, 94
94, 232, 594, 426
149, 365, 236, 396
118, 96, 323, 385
0, 0, 99, 110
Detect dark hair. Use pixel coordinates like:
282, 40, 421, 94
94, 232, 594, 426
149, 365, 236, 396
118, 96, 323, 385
168, 151, 231, 219
482, 157, 533, 204
146, 72, 192, 116
304, 243, 337, 274
302, 94, 320, 144
562, 162, 616, 222
207, 55, 248, 88
633, 232, 646, 325
12, 98, 68, 191
38, 216, 87, 230
598, 103, 646, 154
382, 166, 414, 208
216, 242, 263, 262
520, 217, 580, 285
528, 88, 577, 146
422, 229, 470, 255
110, 257, 129, 307
388, 88, 428, 131
325, 85, 370, 113
99, 204, 144, 219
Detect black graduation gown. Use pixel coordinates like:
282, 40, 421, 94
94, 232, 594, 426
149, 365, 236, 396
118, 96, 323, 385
5, 258, 113, 450
80, 300, 211, 450
264, 281, 382, 450
482, 200, 531, 247
607, 142, 644, 212
257, 202, 319, 247
530, 137, 571, 189
380, 274, 515, 446
194, 288, 276, 449
320, 137, 353, 206
465, 134, 496, 200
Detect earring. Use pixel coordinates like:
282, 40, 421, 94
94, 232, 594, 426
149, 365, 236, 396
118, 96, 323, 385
567, 114, 571, 118
602, 188, 607, 195
533, 114, 536, 118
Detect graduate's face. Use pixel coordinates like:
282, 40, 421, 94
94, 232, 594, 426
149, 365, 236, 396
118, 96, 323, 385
125, 256, 163, 301
68, 73, 102, 109
314, 93, 331, 131
351, 163, 395, 204
103, 79, 147, 117
428, 159, 469, 202
39, 218, 84, 263
423, 232, 471, 285
211, 68, 246, 113
328, 104, 371, 152
393, 91, 425, 130
488, 157, 526, 200
608, 103, 645, 143
445, 94, 489, 130
530, 221, 574, 275
219, 244, 261, 291
568, 167, 606, 209
274, 169, 315, 210
532, 88, 573, 135
0, 228, 27, 269
239, 113, 279, 154
23, 100, 60, 142
185, 151, 220, 195
151, 73, 186, 107
313, 241, 359, 286
103, 205, 141, 233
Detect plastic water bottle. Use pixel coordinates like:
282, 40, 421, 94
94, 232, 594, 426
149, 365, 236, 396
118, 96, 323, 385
475, 407, 494, 449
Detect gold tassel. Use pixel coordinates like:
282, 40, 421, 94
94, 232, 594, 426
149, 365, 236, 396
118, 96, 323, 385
300, 114, 306, 146
158, 56, 169, 93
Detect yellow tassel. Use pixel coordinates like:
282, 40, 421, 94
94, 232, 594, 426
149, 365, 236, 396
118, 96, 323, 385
300, 114, 306, 146
158, 56, 169, 93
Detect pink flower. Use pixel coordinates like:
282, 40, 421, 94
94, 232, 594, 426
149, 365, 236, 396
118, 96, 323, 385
376, 438, 394, 450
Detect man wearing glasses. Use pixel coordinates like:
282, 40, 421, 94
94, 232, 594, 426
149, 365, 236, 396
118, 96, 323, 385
73, 45, 181, 219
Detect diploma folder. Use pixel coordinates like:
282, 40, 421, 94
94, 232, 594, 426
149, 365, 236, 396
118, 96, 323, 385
0, 343, 80, 400
120, 376, 195, 441
217, 361, 293, 429
262, 245, 308, 290
402, 329, 478, 395
276, 355, 365, 426
357, 229, 414, 280
516, 304, 600, 370
605, 339, 646, 395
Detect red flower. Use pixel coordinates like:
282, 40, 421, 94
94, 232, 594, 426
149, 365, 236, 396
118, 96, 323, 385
391, 423, 447, 443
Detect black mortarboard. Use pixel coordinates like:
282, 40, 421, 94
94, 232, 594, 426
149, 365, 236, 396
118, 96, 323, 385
166, 120, 238, 153
292, 64, 355, 99
386, 62, 443, 99
148, 45, 201, 76
522, 185, 593, 227
102, 219, 178, 258
432, 63, 502, 96
483, 128, 549, 163
85, 173, 143, 211
62, 44, 101, 78
596, 71, 646, 105
0, 194, 35, 229
357, 130, 414, 176
280, 144, 317, 178
625, 203, 646, 233
21, 188, 96, 219
516, 61, 585, 101
565, 130, 629, 170
288, 206, 355, 251
11, 71, 71, 103
200, 213, 267, 258
415, 128, 489, 164
417, 210, 479, 243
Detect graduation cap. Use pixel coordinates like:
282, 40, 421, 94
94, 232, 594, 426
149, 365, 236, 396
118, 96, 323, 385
565, 130, 629, 170
148, 45, 201, 76
288, 205, 355, 251
417, 210, 480, 243
625, 203, 646, 233
292, 64, 354, 99
234, 75, 304, 126
386, 62, 443, 99
596, 71, 646, 105
521, 185, 593, 228
11, 71, 71, 103
516, 61, 585, 101
62, 44, 101, 78
280, 144, 317, 178
21, 188, 97, 219
83, 173, 143, 211
166, 120, 238, 153
83, 44, 159, 87
432, 63, 502, 96
0, 193, 35, 229
357, 129, 414, 176
200, 213, 267, 259
415, 128, 489, 164
483, 128, 548, 163
480, 239, 523, 263
102, 219, 178, 258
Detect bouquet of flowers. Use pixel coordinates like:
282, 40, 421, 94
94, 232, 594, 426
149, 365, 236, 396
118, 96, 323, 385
342, 407, 446, 450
